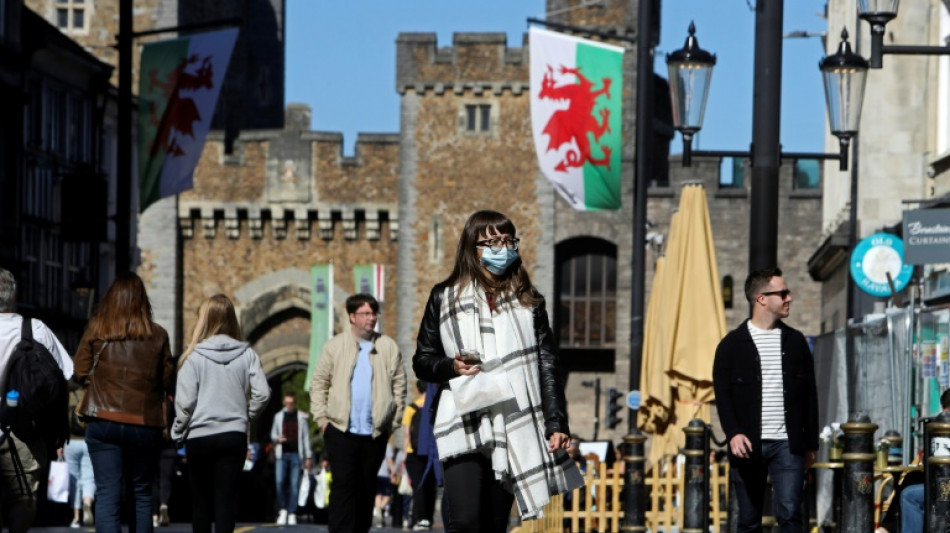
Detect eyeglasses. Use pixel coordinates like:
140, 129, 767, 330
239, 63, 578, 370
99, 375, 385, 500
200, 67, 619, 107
352, 311, 378, 318
476, 237, 520, 253
759, 289, 791, 299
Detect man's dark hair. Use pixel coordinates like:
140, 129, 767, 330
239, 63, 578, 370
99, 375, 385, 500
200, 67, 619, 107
284, 392, 296, 401
941, 389, 950, 410
346, 293, 379, 314
415, 380, 427, 394
744, 267, 783, 304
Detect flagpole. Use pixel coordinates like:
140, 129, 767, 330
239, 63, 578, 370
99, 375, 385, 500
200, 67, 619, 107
629, 0, 653, 436
116, 0, 132, 274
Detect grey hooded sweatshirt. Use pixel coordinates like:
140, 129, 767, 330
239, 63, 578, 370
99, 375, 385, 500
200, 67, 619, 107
172, 334, 271, 441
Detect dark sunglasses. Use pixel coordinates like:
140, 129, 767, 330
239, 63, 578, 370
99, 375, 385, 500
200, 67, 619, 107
760, 289, 791, 299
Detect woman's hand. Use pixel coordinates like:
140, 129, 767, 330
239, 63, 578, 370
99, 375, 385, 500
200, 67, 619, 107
548, 432, 570, 453
453, 355, 481, 376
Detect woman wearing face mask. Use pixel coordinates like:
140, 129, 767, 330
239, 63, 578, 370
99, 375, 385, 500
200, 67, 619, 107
413, 210, 583, 533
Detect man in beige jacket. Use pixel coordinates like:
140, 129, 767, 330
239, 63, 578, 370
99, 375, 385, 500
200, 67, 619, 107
310, 293, 406, 533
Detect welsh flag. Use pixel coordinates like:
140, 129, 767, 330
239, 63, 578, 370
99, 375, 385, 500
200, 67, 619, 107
138, 28, 238, 212
530, 28, 624, 211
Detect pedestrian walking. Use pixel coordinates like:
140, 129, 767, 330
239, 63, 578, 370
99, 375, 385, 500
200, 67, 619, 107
713, 267, 819, 533
0, 267, 74, 533
172, 294, 271, 533
310, 293, 406, 533
270, 393, 311, 526
413, 210, 584, 533
74, 273, 174, 533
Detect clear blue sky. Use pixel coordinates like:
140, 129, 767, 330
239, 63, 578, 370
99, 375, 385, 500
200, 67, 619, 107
286, 0, 831, 157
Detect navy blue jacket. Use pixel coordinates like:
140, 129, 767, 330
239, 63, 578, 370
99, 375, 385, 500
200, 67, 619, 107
712, 319, 819, 455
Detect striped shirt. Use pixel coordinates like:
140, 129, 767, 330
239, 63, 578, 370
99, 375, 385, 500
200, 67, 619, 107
748, 322, 787, 440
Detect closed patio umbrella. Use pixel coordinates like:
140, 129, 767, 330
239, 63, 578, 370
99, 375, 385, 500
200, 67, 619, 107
639, 183, 726, 462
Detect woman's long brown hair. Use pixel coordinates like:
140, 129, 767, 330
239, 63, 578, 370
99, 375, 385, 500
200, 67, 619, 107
443, 210, 540, 307
85, 272, 154, 341
179, 294, 244, 368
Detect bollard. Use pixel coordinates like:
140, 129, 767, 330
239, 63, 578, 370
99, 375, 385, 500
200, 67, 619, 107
621, 430, 648, 532
925, 411, 950, 532
881, 429, 902, 466
682, 419, 709, 533
839, 413, 877, 533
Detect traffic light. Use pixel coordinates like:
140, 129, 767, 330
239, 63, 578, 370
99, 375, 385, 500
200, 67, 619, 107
606, 387, 623, 429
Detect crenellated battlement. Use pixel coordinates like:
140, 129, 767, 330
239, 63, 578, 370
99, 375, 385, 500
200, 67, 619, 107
396, 32, 530, 95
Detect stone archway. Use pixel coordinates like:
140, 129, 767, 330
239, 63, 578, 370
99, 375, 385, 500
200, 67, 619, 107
233, 267, 349, 374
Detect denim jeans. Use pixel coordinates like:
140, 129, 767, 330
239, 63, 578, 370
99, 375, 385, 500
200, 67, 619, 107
275, 452, 301, 513
85, 420, 162, 533
65, 439, 95, 510
731, 440, 805, 533
901, 483, 924, 533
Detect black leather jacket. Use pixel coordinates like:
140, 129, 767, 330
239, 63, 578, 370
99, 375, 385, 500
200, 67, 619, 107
412, 284, 570, 438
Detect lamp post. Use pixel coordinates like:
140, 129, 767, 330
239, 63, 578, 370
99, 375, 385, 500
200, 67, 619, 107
666, 22, 715, 168
819, 29, 869, 335
856, 1, 950, 69
666, 20, 865, 271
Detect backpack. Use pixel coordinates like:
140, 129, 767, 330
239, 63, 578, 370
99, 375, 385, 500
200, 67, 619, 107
3, 318, 69, 449
407, 402, 422, 451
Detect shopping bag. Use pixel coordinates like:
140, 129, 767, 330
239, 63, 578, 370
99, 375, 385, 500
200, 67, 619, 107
398, 473, 412, 496
47, 460, 69, 503
298, 472, 311, 508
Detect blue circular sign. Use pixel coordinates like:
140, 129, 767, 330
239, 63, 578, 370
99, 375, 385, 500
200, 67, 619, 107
850, 232, 913, 298
626, 390, 641, 410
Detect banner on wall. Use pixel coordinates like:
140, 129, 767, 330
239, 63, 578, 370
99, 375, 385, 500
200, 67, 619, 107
353, 264, 384, 332
305, 264, 333, 392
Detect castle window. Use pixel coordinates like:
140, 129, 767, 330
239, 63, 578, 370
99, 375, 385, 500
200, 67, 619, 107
555, 237, 618, 372
56, 0, 88, 33
464, 104, 492, 132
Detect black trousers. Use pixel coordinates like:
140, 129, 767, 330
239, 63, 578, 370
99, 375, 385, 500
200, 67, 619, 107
185, 432, 246, 533
323, 425, 388, 533
442, 453, 514, 533
405, 453, 435, 524
152, 445, 177, 513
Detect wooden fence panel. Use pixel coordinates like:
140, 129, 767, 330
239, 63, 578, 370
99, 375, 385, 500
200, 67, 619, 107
511, 455, 729, 533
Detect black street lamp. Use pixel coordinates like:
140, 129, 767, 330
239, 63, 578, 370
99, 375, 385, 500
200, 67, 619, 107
819, 28, 869, 172
666, 24, 859, 171
666, 22, 716, 167
858, 0, 950, 68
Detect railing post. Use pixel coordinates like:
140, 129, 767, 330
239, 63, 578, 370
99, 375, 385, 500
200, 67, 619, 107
839, 413, 877, 533
925, 411, 950, 532
622, 429, 648, 532
682, 419, 709, 533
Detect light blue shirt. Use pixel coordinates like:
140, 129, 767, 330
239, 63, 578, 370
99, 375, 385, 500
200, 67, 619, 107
348, 339, 374, 435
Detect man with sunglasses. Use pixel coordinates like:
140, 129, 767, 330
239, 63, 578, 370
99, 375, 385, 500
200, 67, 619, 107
713, 267, 819, 533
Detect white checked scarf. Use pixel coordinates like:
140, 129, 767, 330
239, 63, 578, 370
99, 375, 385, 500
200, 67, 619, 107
433, 283, 584, 519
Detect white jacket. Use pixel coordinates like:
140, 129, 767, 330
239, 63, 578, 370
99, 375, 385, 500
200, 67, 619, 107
271, 409, 311, 460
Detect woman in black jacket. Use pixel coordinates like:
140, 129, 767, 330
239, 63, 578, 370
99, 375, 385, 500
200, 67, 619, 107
413, 210, 582, 533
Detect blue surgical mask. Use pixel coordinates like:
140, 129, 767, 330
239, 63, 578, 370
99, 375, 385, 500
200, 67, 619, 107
481, 247, 519, 275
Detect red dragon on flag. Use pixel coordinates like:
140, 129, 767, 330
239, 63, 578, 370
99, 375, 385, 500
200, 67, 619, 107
538, 65, 613, 172
146, 54, 215, 158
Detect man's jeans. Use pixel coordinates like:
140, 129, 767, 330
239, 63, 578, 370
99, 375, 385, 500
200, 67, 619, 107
731, 440, 805, 533
275, 452, 301, 513
901, 483, 924, 533
85, 420, 162, 533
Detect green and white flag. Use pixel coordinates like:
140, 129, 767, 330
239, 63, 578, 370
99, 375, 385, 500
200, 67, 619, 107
138, 28, 238, 212
353, 264, 384, 302
530, 27, 624, 211
305, 264, 333, 392
353, 264, 384, 332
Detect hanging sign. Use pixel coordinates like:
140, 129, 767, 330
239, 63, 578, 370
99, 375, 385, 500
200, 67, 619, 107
902, 208, 950, 265
849, 232, 913, 297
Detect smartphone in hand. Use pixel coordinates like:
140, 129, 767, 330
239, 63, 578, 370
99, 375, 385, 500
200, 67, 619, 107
458, 349, 483, 365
